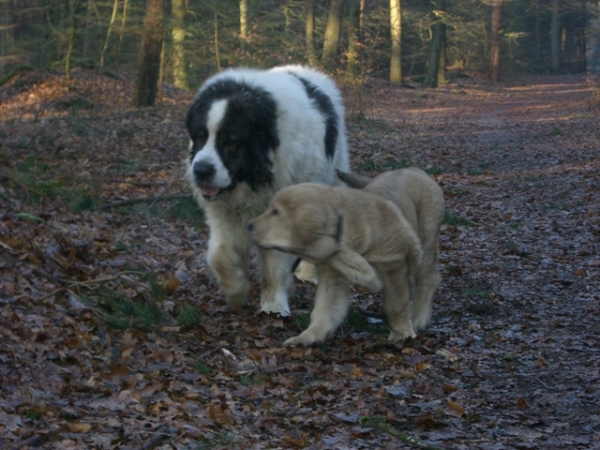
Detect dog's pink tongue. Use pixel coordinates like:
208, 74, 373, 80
202, 186, 220, 198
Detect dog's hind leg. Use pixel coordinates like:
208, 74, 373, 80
284, 265, 349, 346
258, 248, 296, 316
381, 266, 417, 342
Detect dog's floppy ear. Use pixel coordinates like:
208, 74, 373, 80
336, 170, 371, 189
330, 247, 383, 293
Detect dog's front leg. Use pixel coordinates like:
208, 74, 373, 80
207, 228, 250, 308
258, 248, 295, 316
284, 266, 349, 346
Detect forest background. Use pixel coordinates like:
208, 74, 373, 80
2, 0, 600, 104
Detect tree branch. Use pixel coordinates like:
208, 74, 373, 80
90, 193, 193, 211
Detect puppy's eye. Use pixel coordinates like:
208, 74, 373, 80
271, 209, 279, 216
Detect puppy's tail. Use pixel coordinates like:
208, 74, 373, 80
406, 233, 423, 300
336, 170, 371, 189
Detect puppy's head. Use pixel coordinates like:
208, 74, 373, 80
247, 184, 342, 261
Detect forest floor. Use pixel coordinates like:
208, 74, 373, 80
0, 68, 599, 450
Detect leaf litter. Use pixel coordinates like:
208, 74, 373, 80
0, 69, 599, 449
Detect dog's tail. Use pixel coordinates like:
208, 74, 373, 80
336, 170, 371, 189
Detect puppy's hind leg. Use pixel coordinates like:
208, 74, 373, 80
411, 263, 441, 331
381, 266, 417, 342
258, 248, 296, 316
284, 265, 349, 346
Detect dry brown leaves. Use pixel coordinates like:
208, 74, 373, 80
0, 69, 599, 449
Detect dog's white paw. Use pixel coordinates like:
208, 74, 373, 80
387, 327, 416, 343
260, 303, 292, 317
260, 290, 291, 316
283, 335, 308, 347
224, 283, 250, 308
283, 327, 332, 347
283, 334, 316, 347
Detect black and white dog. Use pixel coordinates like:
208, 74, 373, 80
186, 65, 349, 316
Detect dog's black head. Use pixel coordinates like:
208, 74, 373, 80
186, 78, 280, 201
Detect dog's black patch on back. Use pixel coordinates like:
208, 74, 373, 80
290, 73, 339, 160
186, 78, 280, 191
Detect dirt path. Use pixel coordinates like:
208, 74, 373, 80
356, 74, 600, 449
0, 71, 599, 449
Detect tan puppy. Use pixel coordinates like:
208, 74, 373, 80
247, 167, 444, 346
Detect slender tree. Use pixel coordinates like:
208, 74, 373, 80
389, 0, 402, 83
346, 0, 360, 79
171, 0, 187, 88
551, 0, 560, 72
322, 0, 344, 70
65, 0, 80, 81
0, 0, 15, 73
213, 8, 221, 71
533, 0, 542, 70
423, 0, 447, 88
239, 0, 248, 55
489, 0, 503, 82
132, 0, 166, 107
100, 0, 119, 67
305, 0, 317, 66
82, 0, 96, 57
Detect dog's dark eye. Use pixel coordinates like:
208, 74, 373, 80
271, 209, 279, 216
194, 128, 208, 142
223, 138, 238, 148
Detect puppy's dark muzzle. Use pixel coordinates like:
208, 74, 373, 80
193, 161, 216, 183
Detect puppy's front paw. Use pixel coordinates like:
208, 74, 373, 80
294, 260, 318, 284
365, 276, 383, 294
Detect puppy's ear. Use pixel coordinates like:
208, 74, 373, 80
330, 248, 382, 293
336, 170, 371, 189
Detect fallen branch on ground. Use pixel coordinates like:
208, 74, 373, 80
90, 193, 193, 211
360, 417, 441, 450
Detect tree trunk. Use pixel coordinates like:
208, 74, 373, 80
113, 0, 129, 76
0, 0, 15, 73
575, 0, 586, 73
305, 0, 316, 66
551, 0, 560, 73
158, 32, 166, 97
488, 0, 503, 82
346, 0, 360, 80
437, 21, 447, 85
171, 0, 187, 89
389, 0, 402, 84
239, 0, 247, 55
82, 0, 95, 57
423, 0, 446, 88
533, 0, 542, 70
322, 0, 344, 71
213, 8, 221, 71
100, 0, 119, 66
65, 0, 80, 81
132, 0, 165, 107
